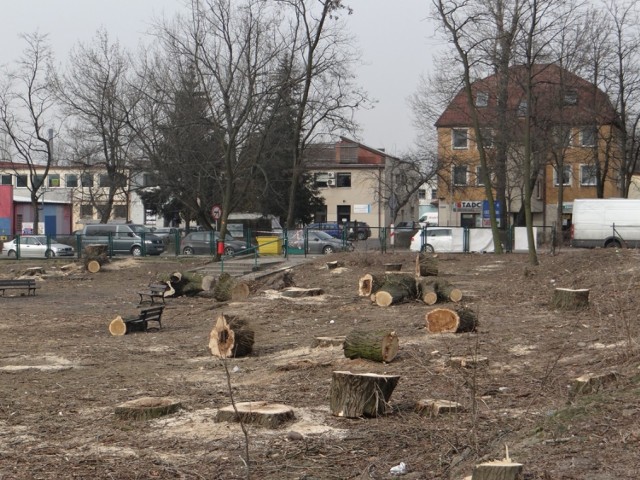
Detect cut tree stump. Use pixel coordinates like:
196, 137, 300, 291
415, 253, 438, 277
329, 371, 400, 418
569, 371, 618, 398
417, 277, 438, 305
343, 329, 399, 363
84, 244, 109, 273
383, 263, 402, 272
213, 272, 235, 301
230, 282, 251, 301
551, 288, 590, 310
311, 336, 346, 348
280, 287, 324, 298
374, 273, 418, 307
425, 307, 478, 333
115, 397, 182, 421
86, 260, 101, 273
209, 313, 255, 358
435, 279, 463, 303
358, 273, 384, 297
215, 401, 295, 428
471, 460, 524, 480
415, 398, 464, 417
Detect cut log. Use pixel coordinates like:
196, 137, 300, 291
374, 273, 418, 307
552, 288, 590, 310
86, 260, 101, 273
230, 282, 251, 301
343, 329, 399, 363
426, 307, 478, 333
209, 313, 255, 358
435, 279, 463, 303
383, 263, 402, 272
84, 244, 109, 257
311, 336, 346, 348
358, 273, 384, 297
167, 271, 204, 297
262, 269, 295, 290
280, 287, 324, 298
215, 401, 295, 428
330, 371, 400, 418
415, 398, 464, 416
471, 460, 523, 480
415, 253, 438, 277
213, 272, 234, 301
109, 316, 127, 336
417, 277, 438, 305
115, 397, 182, 421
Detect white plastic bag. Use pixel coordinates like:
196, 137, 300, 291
390, 462, 407, 476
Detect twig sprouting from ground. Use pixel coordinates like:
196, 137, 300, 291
222, 358, 251, 480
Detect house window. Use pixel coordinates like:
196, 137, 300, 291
554, 127, 572, 148
452, 129, 468, 149
418, 189, 426, 200
1, 174, 12, 185
453, 165, 468, 186
475, 91, 488, 107
66, 174, 78, 188
478, 128, 494, 148
554, 165, 572, 186
81, 173, 94, 187
80, 204, 93, 217
476, 166, 489, 186
16, 175, 28, 187
564, 90, 578, 105
336, 172, 351, 187
517, 100, 527, 117
142, 173, 154, 187
112, 205, 127, 218
581, 126, 597, 147
314, 172, 329, 188
580, 165, 597, 186
99, 174, 110, 187
33, 174, 45, 187
48, 174, 61, 188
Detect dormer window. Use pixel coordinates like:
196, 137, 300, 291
475, 91, 488, 107
564, 90, 578, 105
517, 100, 528, 117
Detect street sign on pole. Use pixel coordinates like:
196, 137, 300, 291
211, 204, 222, 220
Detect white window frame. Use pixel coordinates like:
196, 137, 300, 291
453, 165, 468, 186
554, 165, 572, 186
580, 164, 597, 186
452, 128, 468, 149
475, 91, 488, 107
581, 126, 597, 147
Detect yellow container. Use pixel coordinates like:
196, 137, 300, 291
256, 236, 282, 255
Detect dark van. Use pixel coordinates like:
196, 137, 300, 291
81, 224, 165, 256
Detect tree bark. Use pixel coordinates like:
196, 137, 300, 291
343, 329, 399, 363
435, 279, 463, 303
374, 273, 417, 307
471, 461, 524, 480
551, 288, 589, 310
358, 273, 384, 297
415, 253, 438, 277
84, 244, 109, 272
329, 370, 400, 418
425, 307, 478, 333
417, 277, 438, 305
215, 401, 295, 428
209, 313, 254, 358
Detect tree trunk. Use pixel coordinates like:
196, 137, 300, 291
425, 307, 477, 333
435, 279, 463, 302
358, 273, 384, 297
551, 288, 589, 310
415, 253, 438, 277
343, 329, 399, 363
209, 313, 254, 358
417, 277, 438, 305
213, 272, 234, 301
374, 273, 417, 307
86, 260, 101, 273
215, 401, 295, 428
471, 461, 524, 480
329, 370, 400, 418
167, 271, 205, 297
84, 244, 109, 272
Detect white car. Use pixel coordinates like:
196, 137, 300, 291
410, 227, 453, 253
3, 235, 75, 258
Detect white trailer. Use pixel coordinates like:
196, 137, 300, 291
571, 198, 640, 248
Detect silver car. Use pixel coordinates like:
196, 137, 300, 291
291, 230, 353, 254
3, 235, 75, 258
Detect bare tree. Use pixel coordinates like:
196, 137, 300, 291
0, 32, 57, 234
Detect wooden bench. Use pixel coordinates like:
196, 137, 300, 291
0, 279, 38, 297
109, 306, 165, 335
138, 282, 169, 305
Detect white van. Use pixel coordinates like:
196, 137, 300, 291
82, 223, 165, 256
418, 204, 439, 226
571, 198, 640, 248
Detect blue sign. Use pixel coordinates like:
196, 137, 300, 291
482, 200, 502, 227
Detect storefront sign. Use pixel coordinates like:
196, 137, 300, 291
453, 200, 483, 213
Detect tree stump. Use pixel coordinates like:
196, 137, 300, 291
415, 253, 438, 277
551, 288, 590, 310
374, 273, 418, 307
329, 371, 400, 418
209, 313, 254, 358
280, 287, 324, 298
569, 372, 618, 398
358, 273, 384, 297
426, 307, 478, 333
108, 316, 128, 336
84, 244, 109, 272
115, 397, 182, 421
86, 260, 101, 273
326, 260, 344, 270
343, 329, 399, 363
213, 272, 235, 301
230, 282, 251, 301
417, 277, 438, 305
215, 401, 295, 428
448, 355, 489, 369
415, 398, 464, 416
383, 263, 402, 272
471, 461, 524, 480
435, 279, 463, 302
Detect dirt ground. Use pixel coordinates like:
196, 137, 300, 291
1, 248, 639, 480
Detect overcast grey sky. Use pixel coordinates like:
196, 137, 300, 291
0, 0, 441, 155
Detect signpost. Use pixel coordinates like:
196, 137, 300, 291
211, 204, 222, 231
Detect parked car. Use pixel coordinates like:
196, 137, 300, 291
291, 230, 353, 254
343, 221, 371, 240
82, 223, 165, 256
410, 227, 454, 253
180, 231, 248, 256
3, 235, 75, 258
393, 221, 420, 231
306, 222, 342, 238
151, 227, 183, 243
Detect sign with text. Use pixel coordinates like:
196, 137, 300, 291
453, 200, 483, 213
